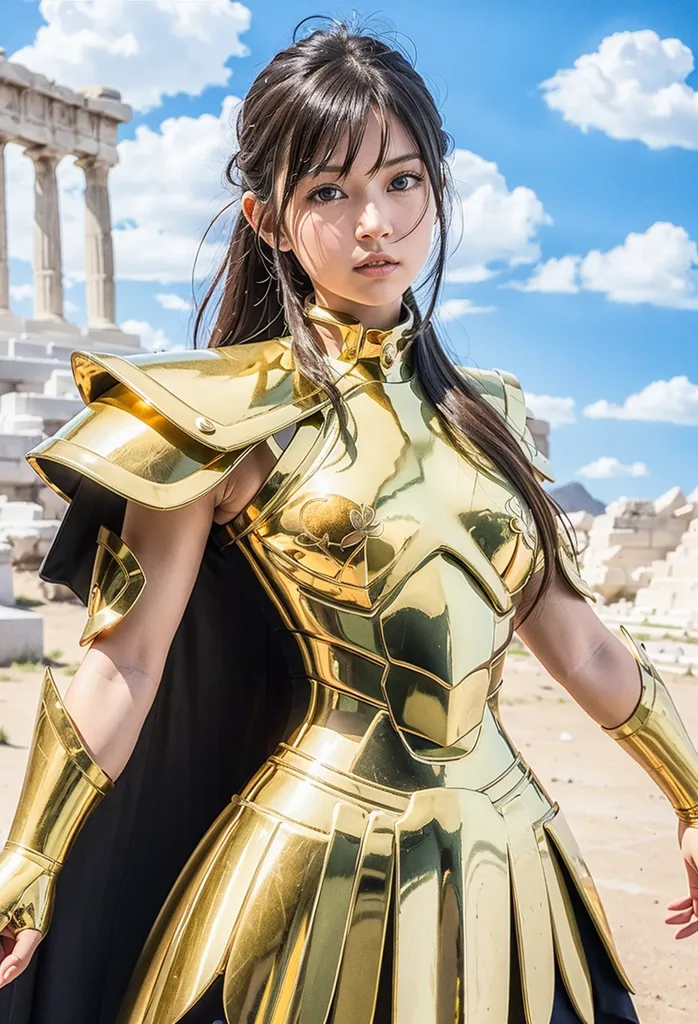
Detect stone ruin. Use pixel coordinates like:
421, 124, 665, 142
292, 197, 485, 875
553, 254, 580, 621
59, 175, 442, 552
633, 495, 698, 628
579, 487, 698, 604
565, 509, 594, 559
0, 52, 146, 661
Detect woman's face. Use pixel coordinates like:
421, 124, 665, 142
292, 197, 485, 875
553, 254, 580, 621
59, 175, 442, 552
243, 107, 438, 324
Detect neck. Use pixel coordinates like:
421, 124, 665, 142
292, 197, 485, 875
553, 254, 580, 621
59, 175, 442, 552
309, 286, 404, 358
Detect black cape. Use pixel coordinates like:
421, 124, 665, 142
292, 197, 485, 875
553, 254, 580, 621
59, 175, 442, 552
0, 477, 297, 1024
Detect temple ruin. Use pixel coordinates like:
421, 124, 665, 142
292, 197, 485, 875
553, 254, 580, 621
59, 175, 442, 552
0, 52, 145, 658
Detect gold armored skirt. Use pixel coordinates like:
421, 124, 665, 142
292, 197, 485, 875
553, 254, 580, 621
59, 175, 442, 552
116, 688, 632, 1024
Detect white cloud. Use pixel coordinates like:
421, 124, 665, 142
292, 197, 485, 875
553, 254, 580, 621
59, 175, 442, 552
445, 265, 496, 285
110, 95, 241, 283
155, 293, 192, 312
511, 255, 581, 293
524, 393, 576, 427
10, 0, 251, 112
120, 318, 175, 352
446, 150, 551, 283
541, 30, 698, 150
437, 298, 496, 320
581, 222, 698, 308
9, 283, 33, 303
514, 222, 698, 309
584, 376, 698, 425
577, 457, 650, 479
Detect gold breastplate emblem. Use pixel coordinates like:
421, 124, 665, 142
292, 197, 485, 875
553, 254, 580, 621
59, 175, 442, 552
296, 498, 384, 568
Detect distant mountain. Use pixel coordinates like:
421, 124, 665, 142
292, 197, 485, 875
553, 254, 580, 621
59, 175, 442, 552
548, 481, 605, 516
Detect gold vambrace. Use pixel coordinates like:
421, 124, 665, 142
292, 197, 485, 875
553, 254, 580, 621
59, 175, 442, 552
0, 667, 114, 936
603, 626, 698, 827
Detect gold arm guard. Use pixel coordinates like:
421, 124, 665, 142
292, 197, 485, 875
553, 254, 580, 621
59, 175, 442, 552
0, 667, 114, 935
80, 525, 146, 647
603, 626, 698, 827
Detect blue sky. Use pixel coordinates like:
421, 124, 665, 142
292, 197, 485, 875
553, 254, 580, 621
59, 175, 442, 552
3, 0, 698, 504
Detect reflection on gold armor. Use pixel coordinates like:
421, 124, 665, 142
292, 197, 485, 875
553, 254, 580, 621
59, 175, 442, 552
80, 525, 146, 646
27, 295, 629, 1024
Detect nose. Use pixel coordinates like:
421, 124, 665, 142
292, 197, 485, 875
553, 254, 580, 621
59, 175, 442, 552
355, 200, 392, 243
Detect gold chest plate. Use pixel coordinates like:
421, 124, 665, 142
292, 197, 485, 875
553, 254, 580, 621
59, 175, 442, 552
231, 375, 538, 754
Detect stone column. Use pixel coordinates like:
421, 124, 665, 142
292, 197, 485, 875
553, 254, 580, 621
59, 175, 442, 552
0, 137, 23, 332
0, 137, 9, 314
75, 156, 116, 329
25, 145, 65, 322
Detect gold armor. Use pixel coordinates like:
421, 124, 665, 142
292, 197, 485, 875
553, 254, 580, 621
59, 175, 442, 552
0, 667, 114, 936
23, 295, 632, 1024
605, 627, 698, 827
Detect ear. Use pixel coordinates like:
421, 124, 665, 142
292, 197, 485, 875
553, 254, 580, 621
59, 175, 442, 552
241, 190, 293, 251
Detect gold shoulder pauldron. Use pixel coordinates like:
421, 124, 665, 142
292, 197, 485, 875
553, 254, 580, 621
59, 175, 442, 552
462, 366, 555, 484
26, 339, 332, 510
464, 366, 596, 602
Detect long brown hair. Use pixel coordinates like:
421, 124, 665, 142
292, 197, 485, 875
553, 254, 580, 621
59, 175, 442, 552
194, 16, 575, 625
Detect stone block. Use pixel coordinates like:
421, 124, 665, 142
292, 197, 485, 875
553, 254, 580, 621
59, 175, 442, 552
0, 501, 43, 523
44, 369, 78, 397
0, 542, 13, 605
0, 458, 41, 487
0, 606, 43, 664
0, 356, 65, 386
0, 391, 82, 420
0, 434, 42, 458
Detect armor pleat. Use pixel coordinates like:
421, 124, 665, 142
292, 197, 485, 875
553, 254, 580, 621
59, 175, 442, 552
117, 800, 277, 1024
330, 813, 395, 1024
395, 789, 510, 1024
501, 795, 555, 1024
289, 803, 369, 1023
536, 830, 593, 1024
221, 818, 328, 1022
543, 813, 634, 992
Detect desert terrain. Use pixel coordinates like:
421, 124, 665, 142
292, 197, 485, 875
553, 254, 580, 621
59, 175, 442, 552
0, 570, 696, 1021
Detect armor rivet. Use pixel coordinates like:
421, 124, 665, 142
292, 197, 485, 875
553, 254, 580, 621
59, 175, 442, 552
195, 416, 216, 435
381, 342, 397, 367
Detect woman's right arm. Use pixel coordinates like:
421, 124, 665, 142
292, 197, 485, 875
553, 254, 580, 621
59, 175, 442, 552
55, 430, 278, 780
61, 484, 219, 781
0, 485, 219, 986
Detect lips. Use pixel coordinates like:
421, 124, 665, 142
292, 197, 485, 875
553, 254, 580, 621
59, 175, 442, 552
355, 254, 398, 268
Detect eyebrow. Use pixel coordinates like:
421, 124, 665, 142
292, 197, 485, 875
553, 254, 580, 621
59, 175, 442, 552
311, 151, 423, 176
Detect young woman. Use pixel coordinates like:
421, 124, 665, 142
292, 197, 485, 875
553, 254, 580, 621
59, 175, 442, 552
1, 19, 697, 1024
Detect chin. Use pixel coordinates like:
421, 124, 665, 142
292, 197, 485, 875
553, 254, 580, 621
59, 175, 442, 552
348, 279, 408, 304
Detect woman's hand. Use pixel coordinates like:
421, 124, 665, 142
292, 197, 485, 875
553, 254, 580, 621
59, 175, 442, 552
0, 925, 42, 987
666, 821, 698, 939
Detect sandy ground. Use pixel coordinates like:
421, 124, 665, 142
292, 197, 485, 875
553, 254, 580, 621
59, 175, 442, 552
0, 571, 696, 1021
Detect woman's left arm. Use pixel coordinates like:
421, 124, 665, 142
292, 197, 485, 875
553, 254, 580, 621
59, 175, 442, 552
516, 567, 698, 940
514, 568, 641, 727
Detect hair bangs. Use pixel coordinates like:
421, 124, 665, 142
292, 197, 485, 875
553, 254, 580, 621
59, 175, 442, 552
278, 79, 384, 205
